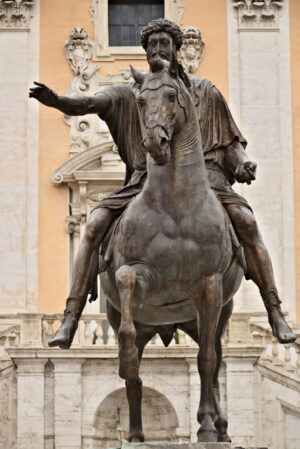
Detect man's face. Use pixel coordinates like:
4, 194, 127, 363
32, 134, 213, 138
146, 31, 175, 72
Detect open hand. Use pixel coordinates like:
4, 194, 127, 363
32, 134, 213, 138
235, 160, 257, 185
29, 81, 58, 107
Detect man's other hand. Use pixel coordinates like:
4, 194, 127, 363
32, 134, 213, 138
235, 160, 257, 185
29, 82, 58, 107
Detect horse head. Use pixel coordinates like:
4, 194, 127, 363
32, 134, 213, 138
131, 59, 191, 165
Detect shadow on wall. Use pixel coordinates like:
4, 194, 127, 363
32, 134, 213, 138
93, 386, 179, 448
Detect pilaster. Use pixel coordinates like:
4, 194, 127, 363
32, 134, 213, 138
224, 355, 257, 448
227, 0, 295, 320
15, 358, 47, 449
53, 358, 85, 449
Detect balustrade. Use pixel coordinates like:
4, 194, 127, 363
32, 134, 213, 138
250, 323, 300, 377
0, 313, 299, 381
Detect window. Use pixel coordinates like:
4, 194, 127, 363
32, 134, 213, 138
109, 0, 164, 47
91, 0, 183, 61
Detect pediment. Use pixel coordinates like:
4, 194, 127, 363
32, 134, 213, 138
52, 141, 125, 185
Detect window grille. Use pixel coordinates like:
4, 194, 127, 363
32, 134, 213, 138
109, 0, 164, 47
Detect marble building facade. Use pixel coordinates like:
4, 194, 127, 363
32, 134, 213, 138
0, 1, 299, 448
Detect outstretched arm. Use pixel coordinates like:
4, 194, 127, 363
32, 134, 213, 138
224, 140, 257, 185
29, 82, 111, 116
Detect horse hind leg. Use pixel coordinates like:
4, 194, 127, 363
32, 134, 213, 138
115, 265, 139, 379
213, 299, 233, 443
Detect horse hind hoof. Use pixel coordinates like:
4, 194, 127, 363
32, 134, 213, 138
218, 433, 231, 443
214, 416, 231, 443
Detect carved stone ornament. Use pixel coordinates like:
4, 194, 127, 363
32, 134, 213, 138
63, 29, 147, 156
65, 28, 93, 75
178, 26, 205, 75
233, 0, 284, 29
0, 0, 34, 30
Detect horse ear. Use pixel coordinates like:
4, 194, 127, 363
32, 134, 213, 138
168, 50, 179, 77
130, 65, 145, 86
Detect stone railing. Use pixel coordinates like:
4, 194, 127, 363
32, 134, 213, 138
0, 313, 198, 351
42, 313, 199, 348
0, 313, 299, 378
249, 321, 300, 378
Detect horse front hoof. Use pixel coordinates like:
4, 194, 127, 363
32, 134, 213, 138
197, 427, 218, 442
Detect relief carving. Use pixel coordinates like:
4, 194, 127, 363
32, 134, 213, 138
0, 0, 34, 30
233, 0, 284, 29
63, 29, 145, 156
66, 216, 80, 236
65, 27, 93, 75
178, 26, 205, 75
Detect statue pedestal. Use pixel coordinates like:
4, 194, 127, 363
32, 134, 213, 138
108, 443, 268, 449
109, 443, 232, 449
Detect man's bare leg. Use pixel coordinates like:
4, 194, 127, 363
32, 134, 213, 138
48, 207, 116, 348
226, 205, 296, 344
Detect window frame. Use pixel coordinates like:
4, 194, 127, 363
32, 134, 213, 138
91, 0, 183, 61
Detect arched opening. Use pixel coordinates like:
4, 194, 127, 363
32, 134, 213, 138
93, 386, 179, 447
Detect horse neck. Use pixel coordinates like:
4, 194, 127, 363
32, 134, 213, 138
145, 107, 210, 202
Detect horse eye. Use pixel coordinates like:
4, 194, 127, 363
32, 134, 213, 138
169, 93, 176, 102
137, 96, 145, 106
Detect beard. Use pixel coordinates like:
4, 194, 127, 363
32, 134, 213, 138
147, 51, 169, 72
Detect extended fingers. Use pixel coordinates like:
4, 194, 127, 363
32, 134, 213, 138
29, 87, 41, 97
34, 81, 46, 88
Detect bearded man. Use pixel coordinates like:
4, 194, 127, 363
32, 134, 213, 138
29, 19, 295, 348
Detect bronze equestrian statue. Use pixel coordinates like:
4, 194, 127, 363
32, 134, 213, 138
29, 18, 296, 443
100, 59, 246, 442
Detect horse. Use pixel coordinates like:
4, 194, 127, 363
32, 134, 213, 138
100, 58, 244, 443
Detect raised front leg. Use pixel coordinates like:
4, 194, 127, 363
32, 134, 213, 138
115, 265, 139, 379
191, 274, 223, 443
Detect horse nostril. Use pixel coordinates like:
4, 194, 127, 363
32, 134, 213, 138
161, 137, 167, 146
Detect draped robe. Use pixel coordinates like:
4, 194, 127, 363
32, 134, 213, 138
94, 77, 251, 213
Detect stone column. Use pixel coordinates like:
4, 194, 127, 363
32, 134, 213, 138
53, 359, 85, 449
186, 358, 200, 443
224, 356, 257, 448
16, 358, 47, 449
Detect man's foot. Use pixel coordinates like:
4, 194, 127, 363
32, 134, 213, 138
261, 290, 296, 344
48, 313, 78, 349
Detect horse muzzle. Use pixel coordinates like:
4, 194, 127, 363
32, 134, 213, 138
142, 126, 170, 165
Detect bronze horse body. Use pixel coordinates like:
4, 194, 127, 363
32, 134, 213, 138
100, 61, 244, 443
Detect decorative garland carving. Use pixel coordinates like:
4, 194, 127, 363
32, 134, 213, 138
233, 0, 284, 29
0, 0, 34, 30
178, 26, 205, 75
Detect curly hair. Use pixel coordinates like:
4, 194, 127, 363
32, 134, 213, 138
140, 18, 183, 51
